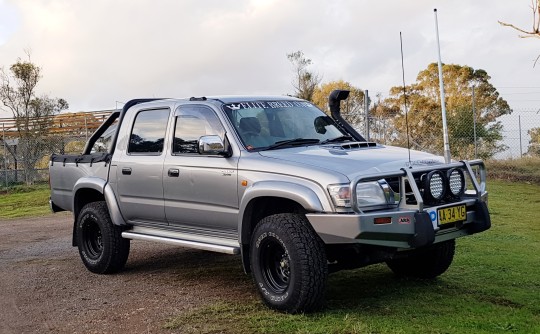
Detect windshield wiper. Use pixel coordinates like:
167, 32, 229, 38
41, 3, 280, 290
265, 138, 320, 150
320, 135, 353, 144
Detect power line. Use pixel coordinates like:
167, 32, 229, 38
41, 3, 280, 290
499, 91, 540, 95
497, 86, 540, 89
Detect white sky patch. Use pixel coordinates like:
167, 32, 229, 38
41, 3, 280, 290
0, 0, 539, 117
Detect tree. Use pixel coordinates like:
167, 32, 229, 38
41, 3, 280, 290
369, 93, 401, 144
528, 127, 540, 156
312, 80, 365, 129
499, 0, 540, 65
0, 53, 68, 185
381, 63, 511, 159
287, 51, 321, 102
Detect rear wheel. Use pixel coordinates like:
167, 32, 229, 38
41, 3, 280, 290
76, 201, 130, 274
250, 213, 328, 313
386, 239, 455, 279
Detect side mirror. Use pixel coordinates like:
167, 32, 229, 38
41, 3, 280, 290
198, 135, 226, 155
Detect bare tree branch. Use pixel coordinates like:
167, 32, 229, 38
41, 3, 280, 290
499, 0, 540, 37
499, 0, 540, 66
498, 20, 540, 38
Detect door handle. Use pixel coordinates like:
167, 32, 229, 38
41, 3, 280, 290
168, 168, 180, 177
122, 167, 132, 175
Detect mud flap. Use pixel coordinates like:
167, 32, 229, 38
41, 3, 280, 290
467, 201, 491, 234
408, 212, 435, 248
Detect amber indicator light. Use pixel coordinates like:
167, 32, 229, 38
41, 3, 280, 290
374, 217, 392, 225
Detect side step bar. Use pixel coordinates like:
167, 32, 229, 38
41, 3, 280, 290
122, 227, 240, 255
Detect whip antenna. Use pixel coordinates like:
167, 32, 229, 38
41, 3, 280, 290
434, 8, 452, 163
400, 32, 412, 167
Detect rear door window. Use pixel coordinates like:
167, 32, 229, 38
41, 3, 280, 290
128, 109, 170, 154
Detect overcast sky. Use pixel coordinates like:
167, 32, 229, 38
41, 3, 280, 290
0, 0, 539, 117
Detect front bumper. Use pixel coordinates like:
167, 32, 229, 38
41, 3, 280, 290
307, 199, 490, 249
307, 160, 491, 249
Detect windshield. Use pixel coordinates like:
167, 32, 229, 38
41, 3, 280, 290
222, 100, 347, 150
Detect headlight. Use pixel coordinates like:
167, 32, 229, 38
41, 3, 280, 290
356, 181, 389, 207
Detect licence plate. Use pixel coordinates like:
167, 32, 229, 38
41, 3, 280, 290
438, 204, 466, 225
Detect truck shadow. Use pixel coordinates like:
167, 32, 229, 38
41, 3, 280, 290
121, 242, 251, 287
119, 243, 445, 311
326, 264, 444, 311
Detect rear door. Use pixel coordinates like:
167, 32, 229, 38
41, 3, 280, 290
114, 107, 170, 225
163, 104, 239, 234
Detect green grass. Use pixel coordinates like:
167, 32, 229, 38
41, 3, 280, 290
165, 180, 540, 334
0, 183, 51, 219
1, 169, 539, 332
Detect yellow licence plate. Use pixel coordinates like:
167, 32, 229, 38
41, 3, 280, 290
438, 204, 466, 225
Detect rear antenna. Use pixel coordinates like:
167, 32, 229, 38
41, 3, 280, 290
400, 32, 412, 168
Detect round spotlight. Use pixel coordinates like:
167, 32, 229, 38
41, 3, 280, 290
447, 168, 465, 197
423, 170, 446, 203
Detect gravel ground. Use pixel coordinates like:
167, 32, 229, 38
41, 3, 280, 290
0, 213, 252, 334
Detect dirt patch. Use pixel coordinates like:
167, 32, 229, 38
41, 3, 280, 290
0, 213, 254, 333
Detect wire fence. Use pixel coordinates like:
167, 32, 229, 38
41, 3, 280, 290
357, 108, 540, 161
1, 111, 112, 188
1, 107, 539, 188
495, 110, 540, 159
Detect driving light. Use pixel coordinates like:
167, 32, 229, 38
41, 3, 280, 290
423, 170, 446, 203
447, 168, 465, 197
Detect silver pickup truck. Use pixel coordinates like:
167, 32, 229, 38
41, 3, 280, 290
49, 90, 491, 313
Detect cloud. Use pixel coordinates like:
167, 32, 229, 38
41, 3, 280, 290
0, 0, 538, 117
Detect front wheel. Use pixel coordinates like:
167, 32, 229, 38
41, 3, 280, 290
76, 201, 130, 274
386, 239, 455, 279
250, 213, 328, 313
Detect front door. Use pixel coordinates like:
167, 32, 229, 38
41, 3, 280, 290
163, 104, 239, 234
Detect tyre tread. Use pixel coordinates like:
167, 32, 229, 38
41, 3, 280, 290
251, 213, 328, 313
77, 201, 130, 274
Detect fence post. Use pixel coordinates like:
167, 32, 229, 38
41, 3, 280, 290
472, 86, 478, 159
364, 90, 370, 141
84, 115, 88, 141
519, 115, 523, 157
2, 123, 7, 187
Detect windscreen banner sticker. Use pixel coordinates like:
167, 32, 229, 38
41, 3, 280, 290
224, 101, 312, 110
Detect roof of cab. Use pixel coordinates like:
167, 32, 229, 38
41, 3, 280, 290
122, 95, 305, 114
205, 95, 303, 104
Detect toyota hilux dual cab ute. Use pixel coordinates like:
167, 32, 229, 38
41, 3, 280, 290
49, 90, 491, 313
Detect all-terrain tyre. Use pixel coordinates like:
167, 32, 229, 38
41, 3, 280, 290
76, 201, 130, 274
386, 239, 455, 279
250, 213, 328, 313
